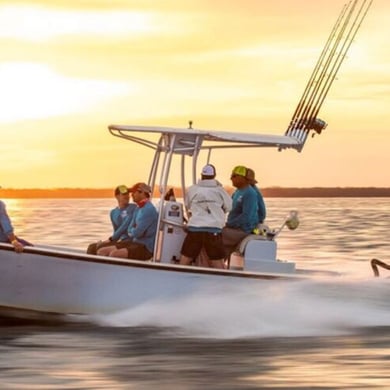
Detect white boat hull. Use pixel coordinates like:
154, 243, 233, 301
0, 243, 303, 317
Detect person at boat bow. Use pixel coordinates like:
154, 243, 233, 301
97, 183, 158, 260
0, 199, 32, 253
87, 185, 136, 255
222, 166, 259, 258
180, 164, 232, 269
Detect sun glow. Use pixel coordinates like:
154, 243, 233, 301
0, 5, 158, 42
0, 62, 132, 123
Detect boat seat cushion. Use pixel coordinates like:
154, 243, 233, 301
238, 234, 267, 255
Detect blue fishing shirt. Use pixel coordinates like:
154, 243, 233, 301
127, 201, 158, 253
110, 203, 137, 241
226, 186, 259, 233
0, 200, 13, 242
252, 185, 266, 223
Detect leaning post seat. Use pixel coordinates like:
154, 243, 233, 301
235, 234, 296, 274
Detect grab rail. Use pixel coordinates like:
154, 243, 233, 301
160, 218, 186, 230
370, 258, 390, 277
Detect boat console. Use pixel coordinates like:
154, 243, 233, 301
158, 200, 186, 264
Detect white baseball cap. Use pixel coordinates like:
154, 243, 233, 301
201, 164, 216, 177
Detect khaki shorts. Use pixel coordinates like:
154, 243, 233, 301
222, 227, 248, 253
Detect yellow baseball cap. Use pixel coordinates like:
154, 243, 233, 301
115, 185, 129, 195
231, 165, 247, 177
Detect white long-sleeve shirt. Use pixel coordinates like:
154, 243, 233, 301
185, 179, 232, 230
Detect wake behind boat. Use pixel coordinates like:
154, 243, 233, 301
0, 0, 372, 319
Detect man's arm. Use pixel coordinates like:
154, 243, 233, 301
111, 205, 136, 241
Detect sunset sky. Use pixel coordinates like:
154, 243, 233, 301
0, 0, 389, 189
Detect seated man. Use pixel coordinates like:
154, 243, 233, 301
222, 165, 259, 258
97, 183, 158, 260
0, 199, 32, 253
180, 164, 232, 269
246, 168, 266, 224
87, 185, 136, 255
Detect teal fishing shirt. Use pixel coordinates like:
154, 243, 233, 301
226, 186, 259, 233
252, 185, 266, 224
110, 203, 137, 241
0, 200, 13, 242
127, 201, 158, 253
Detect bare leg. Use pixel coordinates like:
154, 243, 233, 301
179, 255, 193, 266
210, 259, 225, 269
108, 248, 128, 258
97, 245, 116, 256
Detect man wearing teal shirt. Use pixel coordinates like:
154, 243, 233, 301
222, 166, 259, 257
246, 168, 266, 224
0, 199, 32, 252
97, 183, 158, 260
87, 185, 136, 254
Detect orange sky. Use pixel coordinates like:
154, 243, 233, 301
0, 0, 389, 189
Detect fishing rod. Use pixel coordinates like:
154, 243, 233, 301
291, 0, 358, 141
297, 0, 373, 148
288, 1, 354, 140
308, 0, 373, 126
286, 3, 348, 138
284, 0, 372, 151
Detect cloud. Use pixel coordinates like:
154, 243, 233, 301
0, 5, 159, 42
0, 5, 193, 42
0, 62, 132, 123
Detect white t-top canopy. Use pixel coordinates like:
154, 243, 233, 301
108, 124, 301, 151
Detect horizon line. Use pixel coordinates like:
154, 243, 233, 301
1, 187, 390, 199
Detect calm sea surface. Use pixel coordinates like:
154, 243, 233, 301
1, 197, 389, 389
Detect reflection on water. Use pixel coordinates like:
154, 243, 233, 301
1, 324, 389, 389
1, 198, 390, 388
9, 198, 113, 249
7, 198, 390, 272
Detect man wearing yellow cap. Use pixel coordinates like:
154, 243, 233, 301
87, 185, 136, 254
97, 182, 158, 260
222, 165, 259, 257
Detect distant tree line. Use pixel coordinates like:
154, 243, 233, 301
1, 187, 390, 198
261, 187, 390, 197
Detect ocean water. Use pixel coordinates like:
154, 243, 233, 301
1, 197, 389, 389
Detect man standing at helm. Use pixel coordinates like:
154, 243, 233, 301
180, 164, 232, 269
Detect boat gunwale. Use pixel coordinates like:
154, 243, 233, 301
0, 243, 306, 281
